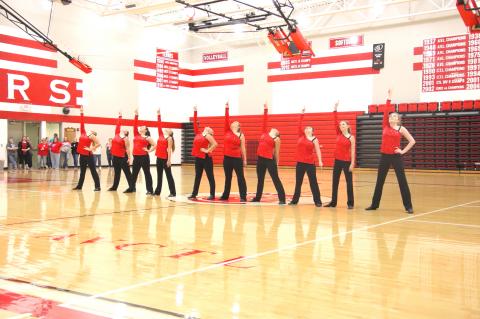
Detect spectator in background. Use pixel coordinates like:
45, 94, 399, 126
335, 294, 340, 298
7, 137, 18, 170
106, 138, 113, 167
93, 141, 102, 168
71, 138, 79, 168
18, 136, 32, 170
37, 138, 49, 169
60, 137, 71, 169
25, 137, 33, 169
50, 136, 62, 169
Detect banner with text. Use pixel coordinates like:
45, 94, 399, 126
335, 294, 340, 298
156, 49, 179, 90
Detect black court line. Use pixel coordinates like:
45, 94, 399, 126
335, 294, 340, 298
0, 276, 184, 318
0, 203, 190, 227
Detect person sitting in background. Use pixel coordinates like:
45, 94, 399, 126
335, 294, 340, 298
7, 138, 18, 170
106, 138, 113, 167
37, 138, 49, 169
60, 137, 71, 169
71, 138, 79, 168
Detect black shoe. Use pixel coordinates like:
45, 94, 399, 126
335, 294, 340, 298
250, 198, 260, 202
187, 195, 197, 200
107, 187, 117, 191
146, 191, 153, 195
207, 195, 215, 200
279, 200, 286, 205
406, 208, 414, 214
168, 194, 175, 198
323, 202, 336, 208
219, 195, 228, 200
365, 206, 378, 211
94, 187, 101, 192
315, 202, 322, 207
288, 201, 298, 205
72, 186, 82, 190
347, 205, 354, 209
123, 188, 135, 193
240, 198, 247, 202
154, 190, 161, 196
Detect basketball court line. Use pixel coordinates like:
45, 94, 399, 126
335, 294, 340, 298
404, 219, 480, 228
43, 199, 478, 316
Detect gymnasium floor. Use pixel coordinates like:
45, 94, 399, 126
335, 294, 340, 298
0, 166, 479, 319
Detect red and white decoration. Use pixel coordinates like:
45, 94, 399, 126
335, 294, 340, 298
280, 55, 312, 70
329, 35, 364, 49
156, 48, 179, 90
202, 51, 228, 63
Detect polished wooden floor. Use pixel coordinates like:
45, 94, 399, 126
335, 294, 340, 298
0, 165, 479, 319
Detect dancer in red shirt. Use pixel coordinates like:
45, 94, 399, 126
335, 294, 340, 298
154, 108, 176, 197
289, 107, 323, 207
188, 106, 218, 200
73, 106, 101, 191
131, 109, 156, 195
107, 112, 134, 193
220, 102, 247, 201
251, 103, 286, 204
324, 101, 355, 209
366, 89, 416, 213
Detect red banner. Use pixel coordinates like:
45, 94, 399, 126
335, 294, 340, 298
0, 68, 83, 107
202, 51, 228, 63
422, 33, 480, 92
330, 35, 364, 49
156, 49, 179, 90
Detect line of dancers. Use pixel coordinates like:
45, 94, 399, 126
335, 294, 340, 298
73, 89, 416, 213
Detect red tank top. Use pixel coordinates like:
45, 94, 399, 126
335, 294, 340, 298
133, 135, 149, 156
380, 99, 402, 154
333, 111, 353, 161
257, 133, 275, 159
192, 134, 209, 159
296, 136, 316, 164
156, 135, 168, 159
111, 135, 126, 157
77, 113, 91, 156
223, 107, 242, 158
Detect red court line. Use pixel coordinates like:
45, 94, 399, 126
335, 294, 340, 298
413, 62, 423, 71
267, 67, 379, 82
0, 288, 109, 319
0, 111, 183, 128
0, 34, 57, 52
0, 51, 57, 68
267, 52, 373, 69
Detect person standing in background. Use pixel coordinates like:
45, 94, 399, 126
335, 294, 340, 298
50, 136, 62, 169
106, 138, 113, 167
7, 138, 18, 170
18, 136, 31, 170
60, 137, 71, 169
37, 138, 49, 169
71, 138, 79, 168
93, 142, 102, 168
25, 137, 33, 169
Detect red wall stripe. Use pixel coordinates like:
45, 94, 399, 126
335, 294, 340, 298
413, 47, 423, 55
134, 59, 244, 75
267, 67, 379, 82
0, 34, 57, 52
267, 52, 373, 69
413, 62, 423, 71
0, 51, 57, 68
134, 73, 243, 88
0, 110, 183, 128
0, 288, 109, 319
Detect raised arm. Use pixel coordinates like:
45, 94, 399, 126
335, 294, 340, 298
80, 106, 86, 135
115, 112, 122, 135
224, 102, 230, 133
193, 106, 199, 134
298, 107, 305, 137
157, 108, 162, 137
383, 89, 393, 128
333, 101, 340, 135
133, 109, 139, 136
262, 103, 268, 134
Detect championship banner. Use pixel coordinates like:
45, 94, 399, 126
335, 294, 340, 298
0, 68, 83, 107
156, 49, 179, 90
372, 43, 385, 69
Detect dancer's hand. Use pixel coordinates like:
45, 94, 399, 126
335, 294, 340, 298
134, 109, 138, 116
301, 106, 305, 113
387, 88, 392, 100
243, 159, 247, 167
264, 102, 268, 110
349, 164, 354, 172
193, 105, 197, 112
394, 147, 404, 155
200, 148, 208, 153
157, 108, 161, 115
334, 100, 339, 111
318, 161, 323, 168
167, 160, 171, 167
80, 106, 84, 113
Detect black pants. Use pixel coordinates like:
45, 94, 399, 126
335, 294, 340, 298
132, 155, 153, 193
370, 153, 412, 209
192, 155, 215, 197
291, 162, 321, 204
107, 152, 112, 167
155, 158, 176, 195
76, 154, 100, 189
254, 156, 286, 201
330, 159, 354, 206
222, 156, 247, 199
111, 156, 133, 190
19, 152, 32, 168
